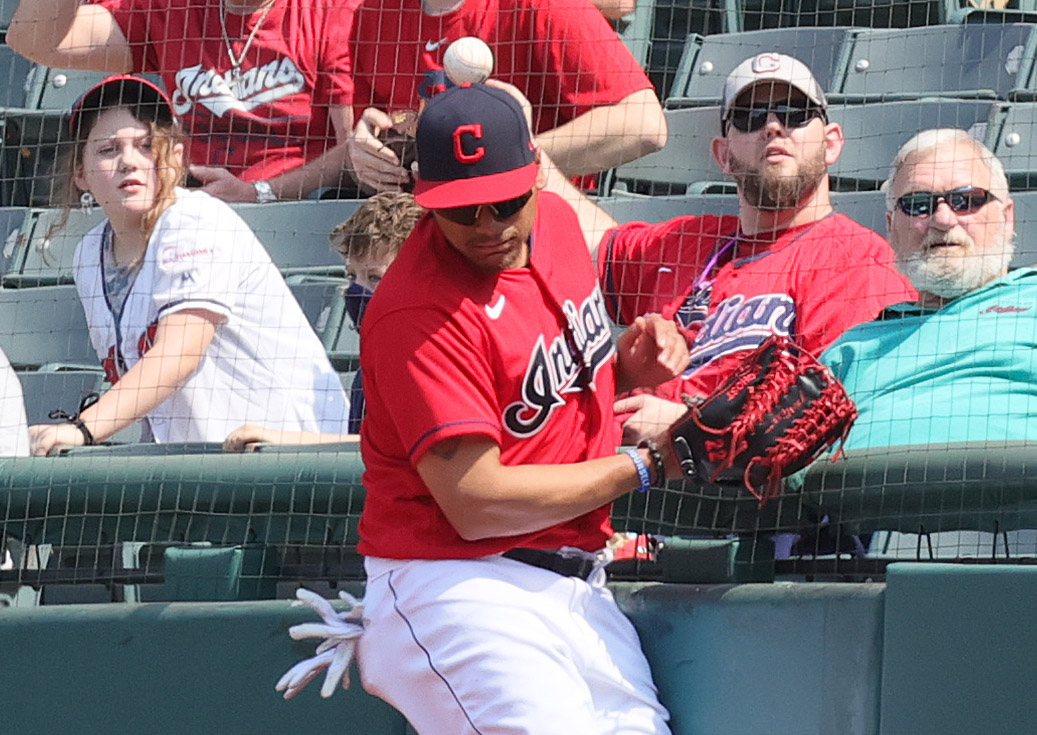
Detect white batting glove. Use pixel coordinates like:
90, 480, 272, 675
275, 587, 365, 700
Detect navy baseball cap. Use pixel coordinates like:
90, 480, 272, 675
69, 74, 175, 137
413, 84, 537, 209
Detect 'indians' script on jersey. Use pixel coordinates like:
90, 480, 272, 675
504, 287, 614, 438
171, 60, 306, 118
684, 292, 796, 376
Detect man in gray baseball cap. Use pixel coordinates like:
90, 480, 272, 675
542, 52, 913, 457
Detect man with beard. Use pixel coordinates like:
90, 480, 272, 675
543, 53, 914, 440
823, 128, 1034, 448
819, 128, 1037, 558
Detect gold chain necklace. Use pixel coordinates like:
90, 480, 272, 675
219, 0, 275, 70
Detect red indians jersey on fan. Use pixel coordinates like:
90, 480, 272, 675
600, 213, 917, 398
358, 193, 618, 560
97, 0, 358, 180
350, 0, 652, 136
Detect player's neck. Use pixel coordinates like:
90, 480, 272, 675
738, 178, 834, 236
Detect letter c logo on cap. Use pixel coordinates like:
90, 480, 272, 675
453, 124, 485, 164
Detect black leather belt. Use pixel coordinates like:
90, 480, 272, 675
502, 548, 597, 579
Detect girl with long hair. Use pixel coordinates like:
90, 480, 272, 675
29, 76, 349, 454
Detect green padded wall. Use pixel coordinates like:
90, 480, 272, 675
880, 563, 1037, 735
613, 581, 885, 735
0, 600, 409, 735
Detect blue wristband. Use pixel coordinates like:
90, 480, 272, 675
624, 448, 651, 494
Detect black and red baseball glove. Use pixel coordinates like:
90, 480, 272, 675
668, 335, 857, 507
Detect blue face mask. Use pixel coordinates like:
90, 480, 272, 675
344, 282, 374, 330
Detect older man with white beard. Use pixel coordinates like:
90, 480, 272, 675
819, 128, 1037, 558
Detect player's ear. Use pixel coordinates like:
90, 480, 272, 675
533, 147, 546, 190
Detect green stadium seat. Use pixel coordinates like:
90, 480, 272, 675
234, 198, 358, 276
596, 192, 739, 223
603, 106, 732, 195
838, 24, 1037, 102
829, 189, 886, 233
16, 368, 104, 424
0, 108, 69, 207
285, 276, 348, 347
668, 27, 854, 107
739, 0, 947, 30
0, 204, 29, 274
6, 199, 357, 288
0, 43, 32, 109
0, 284, 96, 369
827, 98, 1000, 190
24, 67, 164, 112
1007, 188, 1037, 267
647, 0, 737, 96
988, 101, 1037, 188
609, 0, 655, 67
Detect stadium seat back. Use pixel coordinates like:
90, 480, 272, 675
647, 0, 735, 96
25, 67, 163, 112
827, 99, 1000, 190
286, 278, 348, 346
597, 192, 740, 223
0, 205, 29, 275
16, 368, 104, 424
0, 109, 69, 207
738, 0, 947, 30
6, 206, 103, 288
1008, 189, 1037, 268
0, 284, 96, 369
989, 101, 1037, 188
839, 24, 1037, 102
0, 44, 33, 109
669, 27, 854, 107
604, 106, 730, 195
235, 199, 359, 275
829, 189, 887, 234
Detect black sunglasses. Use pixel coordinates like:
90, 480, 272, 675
434, 190, 533, 226
724, 103, 826, 134
895, 187, 999, 217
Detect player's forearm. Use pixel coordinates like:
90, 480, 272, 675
8, 1, 132, 71
418, 439, 658, 541
537, 89, 668, 176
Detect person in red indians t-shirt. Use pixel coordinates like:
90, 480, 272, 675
345, 0, 668, 193
347, 83, 684, 733
546, 52, 918, 443
8, 0, 360, 203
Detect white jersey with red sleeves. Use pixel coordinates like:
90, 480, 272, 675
599, 212, 917, 399
72, 188, 350, 443
97, 0, 359, 181
358, 192, 619, 560
350, 0, 653, 136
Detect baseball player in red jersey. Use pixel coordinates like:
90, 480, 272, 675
8, 0, 360, 202
346, 83, 684, 734
346, 0, 667, 192
547, 53, 917, 440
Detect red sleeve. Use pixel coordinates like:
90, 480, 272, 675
316, 0, 361, 108
792, 224, 917, 355
598, 215, 732, 326
93, 0, 154, 72
364, 309, 501, 464
526, 0, 653, 116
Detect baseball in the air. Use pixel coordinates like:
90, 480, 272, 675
443, 36, 495, 85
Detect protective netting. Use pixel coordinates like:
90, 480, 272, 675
3, 0, 1037, 607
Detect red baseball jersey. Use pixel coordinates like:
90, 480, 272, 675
350, 0, 653, 136
599, 212, 917, 398
358, 192, 619, 560
97, 0, 358, 180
